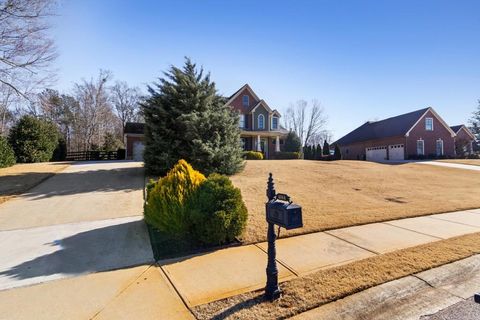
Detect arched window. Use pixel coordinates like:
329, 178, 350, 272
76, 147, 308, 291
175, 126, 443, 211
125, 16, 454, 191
258, 114, 265, 129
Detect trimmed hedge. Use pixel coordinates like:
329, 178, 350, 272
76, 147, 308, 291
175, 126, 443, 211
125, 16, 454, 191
271, 151, 301, 159
188, 174, 247, 245
0, 136, 15, 168
243, 151, 263, 160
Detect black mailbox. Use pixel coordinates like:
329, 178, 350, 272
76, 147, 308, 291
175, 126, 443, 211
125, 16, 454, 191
266, 193, 303, 230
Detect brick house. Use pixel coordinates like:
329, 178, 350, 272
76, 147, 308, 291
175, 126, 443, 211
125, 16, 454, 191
124, 122, 145, 160
450, 125, 476, 156
333, 107, 468, 161
224, 84, 289, 159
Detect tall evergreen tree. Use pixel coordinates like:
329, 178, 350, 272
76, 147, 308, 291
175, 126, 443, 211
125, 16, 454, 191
316, 143, 322, 160
142, 58, 244, 175
284, 131, 302, 152
333, 144, 342, 160
470, 100, 480, 140
322, 140, 330, 156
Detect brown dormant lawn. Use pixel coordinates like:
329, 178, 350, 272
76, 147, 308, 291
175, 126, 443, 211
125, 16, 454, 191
231, 160, 480, 243
0, 162, 70, 204
437, 159, 480, 166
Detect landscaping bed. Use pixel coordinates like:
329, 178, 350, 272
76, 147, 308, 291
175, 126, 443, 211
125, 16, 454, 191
231, 160, 480, 243
0, 162, 70, 204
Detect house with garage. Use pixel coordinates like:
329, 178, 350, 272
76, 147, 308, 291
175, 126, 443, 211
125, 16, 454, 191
334, 107, 460, 161
224, 84, 289, 159
450, 125, 476, 156
124, 122, 145, 160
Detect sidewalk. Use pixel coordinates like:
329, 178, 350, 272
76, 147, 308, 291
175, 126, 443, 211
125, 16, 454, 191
159, 208, 480, 307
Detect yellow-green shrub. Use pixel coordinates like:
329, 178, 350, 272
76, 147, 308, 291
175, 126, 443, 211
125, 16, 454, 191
243, 151, 263, 160
144, 159, 205, 236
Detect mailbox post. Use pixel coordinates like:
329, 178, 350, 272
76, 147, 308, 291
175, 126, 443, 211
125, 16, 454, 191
265, 173, 303, 301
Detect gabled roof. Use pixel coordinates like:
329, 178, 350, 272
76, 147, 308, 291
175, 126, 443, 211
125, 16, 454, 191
124, 122, 145, 134
250, 99, 273, 113
224, 84, 260, 107
451, 124, 476, 140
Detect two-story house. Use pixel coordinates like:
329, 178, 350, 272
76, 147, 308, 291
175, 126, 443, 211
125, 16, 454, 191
224, 84, 288, 159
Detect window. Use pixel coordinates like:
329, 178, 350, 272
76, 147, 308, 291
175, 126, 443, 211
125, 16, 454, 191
242, 95, 249, 107
258, 114, 265, 129
425, 118, 433, 131
417, 139, 424, 155
436, 139, 444, 156
271, 116, 278, 130
240, 138, 246, 150
239, 114, 245, 128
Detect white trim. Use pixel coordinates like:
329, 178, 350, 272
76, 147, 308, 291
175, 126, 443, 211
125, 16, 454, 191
271, 109, 281, 117
239, 113, 245, 128
457, 126, 477, 140
271, 116, 279, 130
416, 139, 425, 156
250, 99, 274, 114
405, 107, 456, 137
258, 114, 265, 129
425, 117, 434, 131
224, 84, 260, 108
436, 138, 444, 156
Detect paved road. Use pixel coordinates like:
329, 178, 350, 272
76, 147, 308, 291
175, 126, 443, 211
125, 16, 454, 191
417, 161, 480, 171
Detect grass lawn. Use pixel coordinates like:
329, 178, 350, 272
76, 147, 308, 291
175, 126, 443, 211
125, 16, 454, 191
437, 159, 480, 166
231, 160, 480, 243
0, 162, 70, 204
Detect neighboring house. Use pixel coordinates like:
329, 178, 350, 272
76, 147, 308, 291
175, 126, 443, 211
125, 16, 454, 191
124, 122, 145, 160
224, 84, 288, 159
450, 125, 476, 156
334, 107, 458, 161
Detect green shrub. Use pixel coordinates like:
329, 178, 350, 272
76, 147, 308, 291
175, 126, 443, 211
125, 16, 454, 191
188, 174, 247, 245
51, 136, 67, 161
243, 151, 263, 160
333, 144, 342, 160
8, 115, 59, 163
0, 136, 15, 168
144, 159, 206, 237
284, 131, 302, 152
272, 151, 301, 159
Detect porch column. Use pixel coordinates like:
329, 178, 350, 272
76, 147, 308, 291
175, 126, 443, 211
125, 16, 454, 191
275, 136, 280, 152
257, 135, 262, 152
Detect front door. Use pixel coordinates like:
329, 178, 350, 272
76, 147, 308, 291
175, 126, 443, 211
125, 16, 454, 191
260, 138, 268, 159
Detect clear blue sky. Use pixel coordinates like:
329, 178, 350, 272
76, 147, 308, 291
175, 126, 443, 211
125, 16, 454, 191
52, 0, 480, 139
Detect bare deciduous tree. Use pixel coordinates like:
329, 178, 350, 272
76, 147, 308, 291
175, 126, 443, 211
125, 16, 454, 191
110, 81, 142, 135
0, 0, 57, 98
285, 99, 327, 146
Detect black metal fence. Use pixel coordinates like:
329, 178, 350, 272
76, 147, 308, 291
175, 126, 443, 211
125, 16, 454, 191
66, 150, 125, 161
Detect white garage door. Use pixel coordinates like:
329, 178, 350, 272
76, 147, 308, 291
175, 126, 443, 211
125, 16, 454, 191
132, 141, 145, 161
389, 144, 404, 161
366, 146, 387, 162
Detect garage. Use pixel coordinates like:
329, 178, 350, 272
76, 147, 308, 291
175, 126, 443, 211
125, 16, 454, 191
132, 141, 145, 161
388, 144, 404, 161
366, 146, 387, 162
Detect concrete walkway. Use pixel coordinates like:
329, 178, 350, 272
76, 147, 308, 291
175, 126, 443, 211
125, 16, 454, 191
159, 208, 480, 307
291, 254, 480, 320
417, 161, 480, 171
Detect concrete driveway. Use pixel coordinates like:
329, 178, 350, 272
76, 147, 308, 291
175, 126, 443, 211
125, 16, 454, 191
0, 161, 154, 290
417, 161, 480, 171
0, 161, 145, 231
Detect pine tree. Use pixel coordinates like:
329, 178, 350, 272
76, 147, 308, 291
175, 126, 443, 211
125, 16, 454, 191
142, 58, 244, 176
323, 140, 330, 156
470, 100, 480, 140
334, 144, 342, 160
284, 131, 302, 152
316, 144, 322, 160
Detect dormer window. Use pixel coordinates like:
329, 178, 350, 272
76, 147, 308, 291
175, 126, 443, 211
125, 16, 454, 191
258, 114, 265, 129
425, 118, 433, 131
242, 95, 249, 107
271, 116, 278, 130
239, 114, 245, 128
